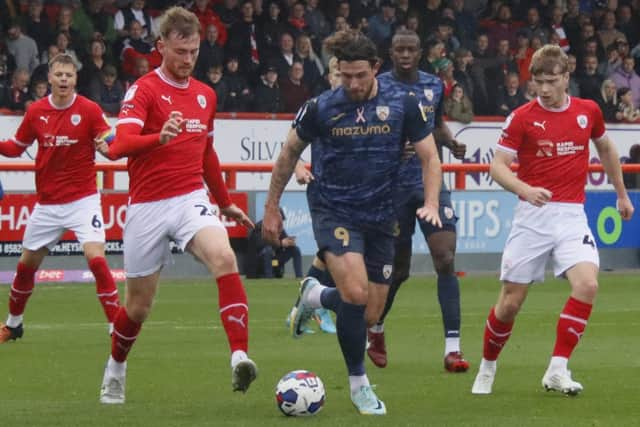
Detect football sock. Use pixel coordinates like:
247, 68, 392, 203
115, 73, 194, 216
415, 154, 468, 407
89, 257, 120, 323
231, 350, 249, 368
368, 323, 383, 333
306, 265, 324, 281
217, 273, 249, 353
106, 355, 126, 377
445, 337, 461, 355
348, 374, 371, 394
483, 306, 513, 361
321, 269, 336, 288
319, 287, 341, 312
7, 262, 37, 326
111, 307, 141, 363
336, 302, 366, 377
438, 273, 461, 339
552, 296, 592, 359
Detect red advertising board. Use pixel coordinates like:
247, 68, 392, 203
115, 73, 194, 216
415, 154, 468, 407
0, 192, 248, 255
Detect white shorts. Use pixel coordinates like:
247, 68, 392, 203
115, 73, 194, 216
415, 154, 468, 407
500, 201, 599, 284
23, 193, 105, 251
123, 189, 226, 277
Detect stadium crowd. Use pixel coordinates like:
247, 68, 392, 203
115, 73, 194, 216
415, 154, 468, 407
1, 0, 640, 119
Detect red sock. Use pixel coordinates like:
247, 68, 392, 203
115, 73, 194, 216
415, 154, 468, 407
483, 306, 514, 361
89, 257, 120, 323
217, 273, 249, 353
8, 262, 37, 317
111, 307, 141, 363
552, 297, 592, 359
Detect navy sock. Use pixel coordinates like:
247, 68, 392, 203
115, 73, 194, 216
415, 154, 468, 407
437, 274, 461, 338
336, 302, 366, 376
322, 270, 336, 288
306, 265, 324, 281
320, 287, 342, 312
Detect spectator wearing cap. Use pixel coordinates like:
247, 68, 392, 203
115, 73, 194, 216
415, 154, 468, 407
89, 64, 124, 115
223, 56, 252, 111
598, 10, 626, 50
610, 56, 640, 108
20, 0, 53, 53
366, 0, 396, 48
279, 60, 310, 113
520, 7, 549, 45
5, 22, 39, 75
0, 68, 30, 111
495, 72, 526, 116
253, 64, 282, 112
195, 23, 225, 81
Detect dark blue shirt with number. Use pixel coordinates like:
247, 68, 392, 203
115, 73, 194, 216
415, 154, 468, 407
293, 80, 430, 226
377, 71, 444, 191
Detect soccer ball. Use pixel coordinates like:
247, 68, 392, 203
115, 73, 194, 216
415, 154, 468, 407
275, 370, 325, 416
96, 129, 116, 145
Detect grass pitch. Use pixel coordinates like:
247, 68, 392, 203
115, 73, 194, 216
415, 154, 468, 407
1, 273, 639, 427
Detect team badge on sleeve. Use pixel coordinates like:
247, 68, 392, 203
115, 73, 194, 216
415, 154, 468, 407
577, 114, 588, 129
123, 85, 138, 102
197, 94, 207, 109
376, 106, 389, 121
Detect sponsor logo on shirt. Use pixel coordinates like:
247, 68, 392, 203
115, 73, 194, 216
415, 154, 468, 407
184, 118, 207, 133
43, 135, 79, 147
556, 141, 584, 156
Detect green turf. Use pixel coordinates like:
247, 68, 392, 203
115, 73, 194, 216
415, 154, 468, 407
1, 273, 639, 426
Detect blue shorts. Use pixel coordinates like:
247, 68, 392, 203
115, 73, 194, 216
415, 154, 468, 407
311, 208, 395, 284
394, 186, 458, 248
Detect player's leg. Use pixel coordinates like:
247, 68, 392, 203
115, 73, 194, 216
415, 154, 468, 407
542, 214, 600, 396
101, 272, 160, 404
72, 195, 121, 334
0, 248, 48, 343
1, 202, 62, 343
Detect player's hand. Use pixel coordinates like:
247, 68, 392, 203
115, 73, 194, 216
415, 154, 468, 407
94, 138, 110, 157
160, 111, 184, 145
294, 165, 314, 184
221, 204, 254, 229
262, 204, 283, 246
449, 139, 466, 160
617, 196, 634, 220
523, 186, 552, 207
401, 142, 416, 160
416, 204, 442, 228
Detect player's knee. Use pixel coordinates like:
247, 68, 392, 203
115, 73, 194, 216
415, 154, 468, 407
340, 285, 368, 305
209, 247, 238, 275
573, 278, 599, 302
496, 298, 523, 321
126, 301, 152, 323
432, 249, 455, 276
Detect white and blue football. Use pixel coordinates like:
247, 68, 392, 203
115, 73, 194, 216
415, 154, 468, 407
275, 370, 325, 416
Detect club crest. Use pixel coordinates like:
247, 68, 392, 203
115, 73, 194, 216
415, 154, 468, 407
197, 94, 207, 109
383, 264, 393, 280
577, 114, 588, 129
71, 114, 81, 126
376, 105, 389, 121
424, 89, 434, 101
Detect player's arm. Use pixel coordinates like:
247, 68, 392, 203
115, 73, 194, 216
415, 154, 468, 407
0, 109, 34, 157
0, 138, 29, 157
593, 134, 634, 220
294, 159, 314, 184
490, 149, 552, 206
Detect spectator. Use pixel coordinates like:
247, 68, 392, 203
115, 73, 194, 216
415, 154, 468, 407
610, 56, 640, 108
0, 69, 30, 111
449, 0, 477, 49
114, 0, 156, 41
523, 78, 536, 101
252, 64, 281, 112
444, 83, 473, 123
20, 0, 53, 53
366, 0, 395, 48
486, 38, 518, 99
214, 0, 240, 30
223, 56, 252, 111
495, 72, 526, 116
514, 29, 534, 83
623, 144, 640, 189
286, 2, 309, 40
79, 39, 108, 95
227, 0, 261, 78
597, 10, 626, 50
616, 4, 639, 48
194, 23, 225, 80
420, 38, 444, 75
393, 0, 414, 31
578, 53, 604, 102
89, 64, 124, 115
0, 45, 17, 88
259, 1, 287, 59
269, 32, 298, 78
485, 4, 520, 51
418, 0, 443, 41
120, 20, 155, 79
25, 78, 48, 108
615, 38, 631, 62
617, 87, 640, 122
191, 0, 227, 46
31, 45, 58, 84
124, 56, 150, 90
452, 47, 476, 105
279, 60, 310, 112
563, 0, 582, 47
245, 210, 302, 279
85, 0, 118, 49
55, 5, 86, 54
568, 53, 580, 97
433, 18, 460, 56
203, 64, 228, 111
520, 7, 549, 45
599, 43, 621, 78
6, 21, 39, 75
549, 6, 570, 53
294, 33, 323, 89
598, 79, 620, 122
304, 0, 331, 49
437, 57, 457, 98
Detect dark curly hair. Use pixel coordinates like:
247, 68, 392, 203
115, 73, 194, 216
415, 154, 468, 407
323, 30, 378, 65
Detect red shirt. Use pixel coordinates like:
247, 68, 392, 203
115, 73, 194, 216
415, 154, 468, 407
13, 94, 109, 204
117, 68, 217, 203
497, 96, 606, 203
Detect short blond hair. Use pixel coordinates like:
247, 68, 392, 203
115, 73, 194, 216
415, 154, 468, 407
529, 44, 568, 76
158, 6, 201, 40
